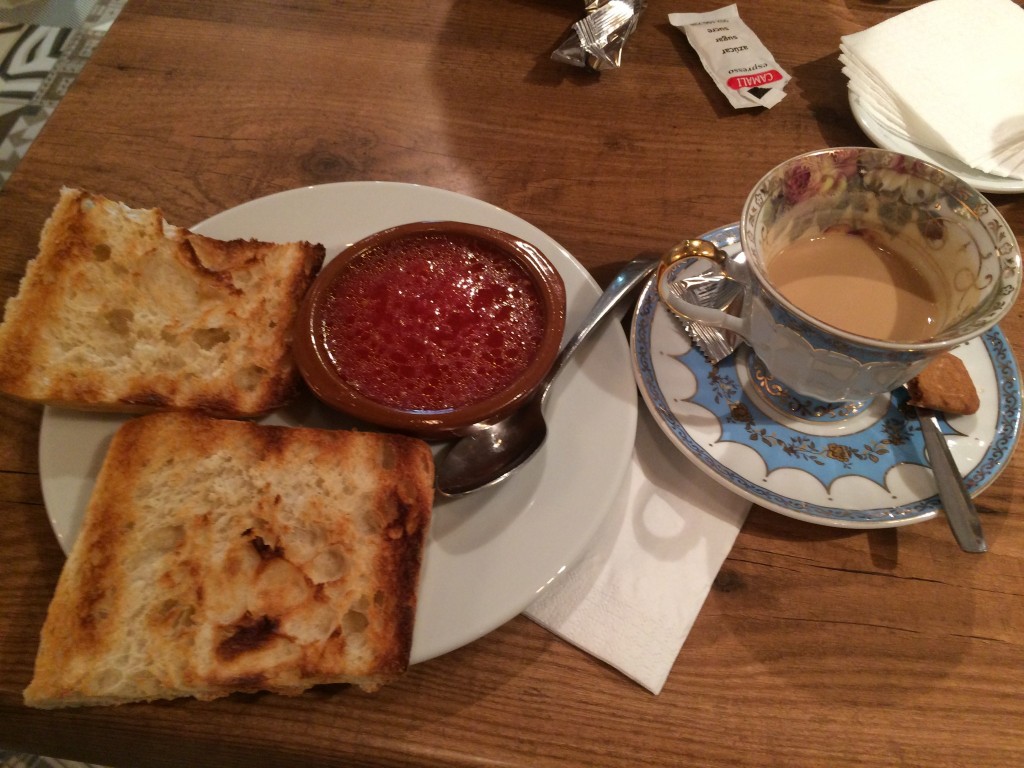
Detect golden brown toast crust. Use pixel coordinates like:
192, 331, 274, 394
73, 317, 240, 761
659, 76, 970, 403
0, 188, 325, 417
24, 412, 434, 708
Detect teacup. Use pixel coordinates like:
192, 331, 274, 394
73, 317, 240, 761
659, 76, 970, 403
658, 147, 1022, 403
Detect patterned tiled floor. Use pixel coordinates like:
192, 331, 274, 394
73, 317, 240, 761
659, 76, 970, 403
0, 0, 125, 190
1, 5, 125, 767
0, 753, 112, 768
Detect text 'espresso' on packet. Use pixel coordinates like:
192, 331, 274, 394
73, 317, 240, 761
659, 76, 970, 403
669, 4, 790, 109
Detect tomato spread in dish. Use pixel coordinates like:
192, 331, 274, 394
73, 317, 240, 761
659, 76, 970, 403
319, 232, 545, 411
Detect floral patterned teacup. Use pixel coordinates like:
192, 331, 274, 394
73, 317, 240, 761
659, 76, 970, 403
659, 147, 1021, 403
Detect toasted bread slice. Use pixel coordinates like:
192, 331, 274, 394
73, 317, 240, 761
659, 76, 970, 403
0, 188, 325, 417
24, 411, 434, 708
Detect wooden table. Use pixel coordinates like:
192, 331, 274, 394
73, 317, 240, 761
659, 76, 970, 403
2, 2, 1022, 766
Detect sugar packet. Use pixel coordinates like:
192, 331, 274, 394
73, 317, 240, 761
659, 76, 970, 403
669, 5, 790, 109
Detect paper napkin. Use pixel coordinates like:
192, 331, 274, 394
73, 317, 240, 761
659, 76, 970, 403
525, 407, 750, 695
839, 0, 1024, 179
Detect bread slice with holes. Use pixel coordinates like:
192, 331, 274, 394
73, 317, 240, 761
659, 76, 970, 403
23, 411, 434, 708
0, 187, 324, 417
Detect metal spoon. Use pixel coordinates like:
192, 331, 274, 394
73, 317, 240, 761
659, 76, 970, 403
435, 257, 658, 496
913, 404, 987, 552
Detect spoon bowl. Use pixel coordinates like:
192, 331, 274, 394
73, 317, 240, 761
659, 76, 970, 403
434, 400, 548, 496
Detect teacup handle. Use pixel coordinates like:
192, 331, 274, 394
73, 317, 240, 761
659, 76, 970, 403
657, 239, 749, 339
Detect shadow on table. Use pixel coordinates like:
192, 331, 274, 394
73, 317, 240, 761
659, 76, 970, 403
790, 53, 869, 150
699, 501, 1024, 707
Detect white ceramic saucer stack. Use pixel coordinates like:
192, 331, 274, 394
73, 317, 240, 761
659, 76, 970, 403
840, 0, 1024, 194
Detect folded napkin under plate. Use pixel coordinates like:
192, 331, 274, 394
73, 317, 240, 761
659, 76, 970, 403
840, 0, 1024, 183
525, 407, 750, 695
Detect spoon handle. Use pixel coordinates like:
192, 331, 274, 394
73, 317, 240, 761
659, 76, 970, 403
915, 406, 987, 553
540, 258, 657, 399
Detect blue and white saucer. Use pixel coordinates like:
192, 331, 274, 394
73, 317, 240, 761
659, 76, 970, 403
630, 223, 1022, 528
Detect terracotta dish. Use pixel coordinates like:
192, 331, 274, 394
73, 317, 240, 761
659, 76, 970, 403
293, 221, 566, 438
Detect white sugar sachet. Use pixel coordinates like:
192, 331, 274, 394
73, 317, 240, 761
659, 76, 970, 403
840, 0, 1024, 180
670, 5, 790, 110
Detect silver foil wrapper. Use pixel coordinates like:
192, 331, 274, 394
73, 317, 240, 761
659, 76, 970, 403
552, 0, 646, 71
667, 256, 744, 364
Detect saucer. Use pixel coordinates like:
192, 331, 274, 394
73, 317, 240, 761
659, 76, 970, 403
849, 92, 1024, 195
630, 223, 1023, 529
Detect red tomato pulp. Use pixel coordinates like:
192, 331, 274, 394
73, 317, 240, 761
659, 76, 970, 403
320, 232, 545, 411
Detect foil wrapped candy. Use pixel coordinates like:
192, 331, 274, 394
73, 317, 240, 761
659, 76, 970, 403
552, 0, 646, 71
657, 240, 745, 365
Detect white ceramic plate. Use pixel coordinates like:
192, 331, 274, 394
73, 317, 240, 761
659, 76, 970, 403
38, 182, 638, 664
631, 223, 1022, 529
849, 92, 1024, 195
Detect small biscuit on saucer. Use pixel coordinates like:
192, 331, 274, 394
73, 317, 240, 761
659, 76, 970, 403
906, 352, 980, 415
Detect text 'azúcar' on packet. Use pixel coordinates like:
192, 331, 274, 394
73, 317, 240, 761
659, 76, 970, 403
669, 4, 790, 109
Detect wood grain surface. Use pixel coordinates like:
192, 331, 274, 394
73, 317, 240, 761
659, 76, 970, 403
1, 2, 1022, 766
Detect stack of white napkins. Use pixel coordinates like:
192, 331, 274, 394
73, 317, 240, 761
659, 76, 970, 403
840, 0, 1024, 180
525, 408, 750, 695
